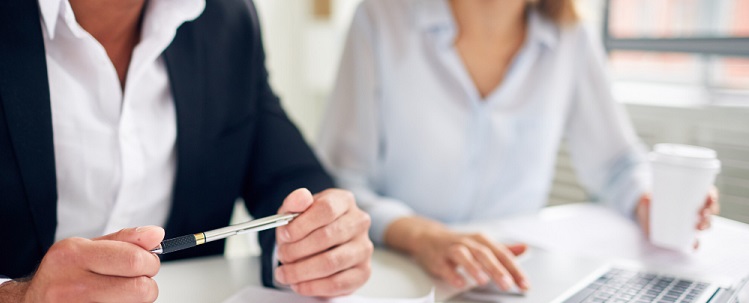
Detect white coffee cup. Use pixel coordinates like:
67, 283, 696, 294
649, 143, 720, 252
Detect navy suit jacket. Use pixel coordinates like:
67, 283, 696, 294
0, 0, 334, 287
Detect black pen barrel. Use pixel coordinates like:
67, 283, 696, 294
158, 233, 204, 254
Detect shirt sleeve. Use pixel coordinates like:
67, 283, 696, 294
316, 3, 414, 246
238, 0, 335, 288
564, 26, 652, 219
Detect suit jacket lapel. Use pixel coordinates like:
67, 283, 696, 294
0, 0, 58, 252
163, 22, 207, 236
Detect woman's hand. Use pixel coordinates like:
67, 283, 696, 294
384, 217, 529, 291
636, 187, 719, 248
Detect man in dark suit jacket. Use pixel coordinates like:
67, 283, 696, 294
0, 0, 372, 301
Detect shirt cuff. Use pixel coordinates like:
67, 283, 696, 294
609, 162, 651, 221
366, 198, 415, 246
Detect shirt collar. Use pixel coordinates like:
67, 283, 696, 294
38, 0, 62, 39
416, 0, 558, 49
140, 0, 206, 38
527, 8, 559, 49
37, 0, 206, 40
414, 0, 454, 33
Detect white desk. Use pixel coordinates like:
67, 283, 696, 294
155, 204, 749, 302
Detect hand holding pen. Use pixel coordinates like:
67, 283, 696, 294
271, 188, 373, 297
9, 188, 373, 302
15, 214, 297, 302
17, 226, 165, 302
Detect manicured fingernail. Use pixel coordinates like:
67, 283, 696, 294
275, 268, 286, 284
519, 280, 530, 290
290, 284, 299, 292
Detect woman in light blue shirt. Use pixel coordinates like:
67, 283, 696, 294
317, 0, 718, 292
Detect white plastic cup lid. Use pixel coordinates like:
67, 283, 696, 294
649, 143, 721, 170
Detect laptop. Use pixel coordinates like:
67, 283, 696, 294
455, 248, 748, 303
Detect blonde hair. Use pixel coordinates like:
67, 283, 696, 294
532, 0, 579, 25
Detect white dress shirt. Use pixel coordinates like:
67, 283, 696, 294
38, 0, 205, 241
317, 0, 652, 244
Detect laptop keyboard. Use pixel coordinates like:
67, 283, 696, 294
562, 268, 711, 303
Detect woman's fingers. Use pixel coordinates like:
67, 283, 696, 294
696, 188, 718, 230
697, 208, 712, 230
471, 235, 529, 291
463, 241, 514, 291
708, 187, 720, 215
506, 243, 528, 256
408, 227, 530, 291
431, 259, 465, 288
447, 244, 489, 286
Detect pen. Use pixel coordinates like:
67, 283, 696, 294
150, 213, 299, 254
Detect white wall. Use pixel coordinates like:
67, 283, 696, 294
253, 0, 362, 141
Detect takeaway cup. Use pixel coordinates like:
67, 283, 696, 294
649, 143, 720, 251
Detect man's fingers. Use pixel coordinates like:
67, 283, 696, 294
276, 188, 315, 215
44, 270, 159, 303
94, 226, 165, 251
290, 264, 371, 298
45, 238, 160, 278
278, 189, 353, 244
275, 235, 372, 285
447, 244, 488, 286
86, 274, 159, 303
81, 240, 160, 277
276, 188, 315, 244
278, 209, 369, 264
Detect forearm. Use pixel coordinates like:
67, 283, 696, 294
383, 216, 447, 255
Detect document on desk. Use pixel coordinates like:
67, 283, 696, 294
222, 285, 434, 303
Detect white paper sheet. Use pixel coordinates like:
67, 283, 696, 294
222, 285, 434, 303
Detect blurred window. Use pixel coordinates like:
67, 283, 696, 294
603, 0, 749, 105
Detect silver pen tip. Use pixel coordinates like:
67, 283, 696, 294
150, 245, 163, 254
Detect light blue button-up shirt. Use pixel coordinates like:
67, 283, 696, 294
317, 0, 651, 245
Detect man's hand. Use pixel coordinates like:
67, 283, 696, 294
384, 217, 529, 292
274, 188, 373, 297
1, 226, 164, 303
637, 187, 720, 249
